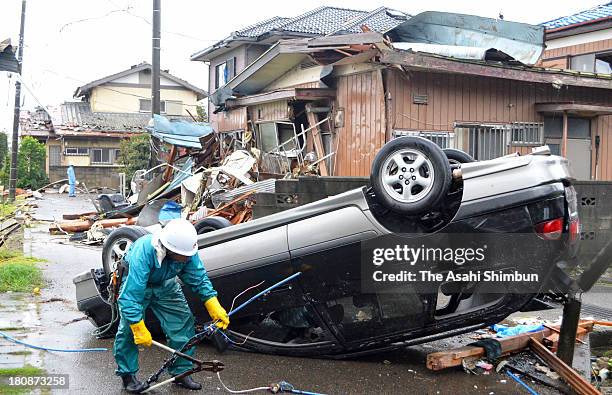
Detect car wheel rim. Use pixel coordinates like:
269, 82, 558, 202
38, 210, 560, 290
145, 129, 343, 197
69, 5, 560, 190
107, 237, 132, 272
381, 148, 435, 203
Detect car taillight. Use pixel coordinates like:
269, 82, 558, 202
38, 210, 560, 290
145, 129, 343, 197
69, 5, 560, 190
569, 218, 580, 242
535, 217, 564, 240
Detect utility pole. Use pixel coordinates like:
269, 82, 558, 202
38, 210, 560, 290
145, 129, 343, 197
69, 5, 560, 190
151, 0, 161, 116
9, 0, 26, 202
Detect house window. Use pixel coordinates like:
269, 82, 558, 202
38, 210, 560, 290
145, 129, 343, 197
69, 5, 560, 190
454, 124, 510, 160
393, 130, 453, 149
570, 52, 612, 74
115, 149, 121, 163
214, 57, 236, 89
510, 122, 544, 146
139, 99, 166, 113
65, 147, 89, 156
91, 148, 112, 164
49, 146, 61, 166
257, 122, 300, 153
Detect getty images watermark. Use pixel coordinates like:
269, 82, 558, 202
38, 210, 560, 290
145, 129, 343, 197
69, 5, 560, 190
361, 233, 561, 294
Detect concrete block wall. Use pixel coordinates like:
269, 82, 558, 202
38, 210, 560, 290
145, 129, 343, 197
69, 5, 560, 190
49, 165, 124, 189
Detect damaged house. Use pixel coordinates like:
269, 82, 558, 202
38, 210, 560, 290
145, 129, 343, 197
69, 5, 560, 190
21, 63, 207, 188
194, 10, 612, 181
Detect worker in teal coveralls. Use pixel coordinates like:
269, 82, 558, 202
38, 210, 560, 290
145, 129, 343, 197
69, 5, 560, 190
113, 219, 230, 393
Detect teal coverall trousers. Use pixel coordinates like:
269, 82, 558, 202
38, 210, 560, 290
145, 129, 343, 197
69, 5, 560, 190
113, 234, 217, 377
113, 279, 195, 376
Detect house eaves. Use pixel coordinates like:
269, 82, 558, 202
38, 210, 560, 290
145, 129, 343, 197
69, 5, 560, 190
74, 63, 208, 99
209, 32, 385, 107
380, 48, 612, 90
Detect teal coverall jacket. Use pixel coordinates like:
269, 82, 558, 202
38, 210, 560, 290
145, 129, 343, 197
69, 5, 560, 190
113, 234, 217, 376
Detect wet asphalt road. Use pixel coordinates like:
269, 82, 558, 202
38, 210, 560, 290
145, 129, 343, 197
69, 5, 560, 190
1, 193, 606, 394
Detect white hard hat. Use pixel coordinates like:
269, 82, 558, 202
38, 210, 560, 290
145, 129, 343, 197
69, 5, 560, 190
159, 218, 198, 256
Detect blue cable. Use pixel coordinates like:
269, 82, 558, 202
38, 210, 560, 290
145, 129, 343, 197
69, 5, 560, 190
0, 330, 107, 353
229, 272, 302, 317
506, 371, 540, 395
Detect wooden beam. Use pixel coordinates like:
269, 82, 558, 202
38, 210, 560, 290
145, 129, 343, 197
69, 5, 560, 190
380, 49, 612, 90
535, 103, 612, 115
530, 338, 600, 395
226, 88, 336, 109
307, 32, 383, 48
305, 104, 329, 176
426, 321, 594, 371
562, 110, 569, 157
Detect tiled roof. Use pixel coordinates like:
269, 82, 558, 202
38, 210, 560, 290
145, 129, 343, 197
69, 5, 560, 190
191, 6, 408, 61
238, 6, 408, 37
235, 16, 291, 37
541, 1, 612, 29
21, 102, 189, 133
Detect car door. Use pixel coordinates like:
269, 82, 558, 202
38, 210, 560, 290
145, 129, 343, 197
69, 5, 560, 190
287, 206, 430, 348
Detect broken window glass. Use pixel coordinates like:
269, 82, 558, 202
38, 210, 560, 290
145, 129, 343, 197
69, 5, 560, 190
258, 123, 279, 153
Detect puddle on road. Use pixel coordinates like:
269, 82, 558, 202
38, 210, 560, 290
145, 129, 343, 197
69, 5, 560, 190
0, 292, 44, 369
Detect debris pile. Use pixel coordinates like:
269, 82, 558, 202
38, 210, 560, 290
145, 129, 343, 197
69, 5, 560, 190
427, 319, 611, 395
48, 113, 329, 244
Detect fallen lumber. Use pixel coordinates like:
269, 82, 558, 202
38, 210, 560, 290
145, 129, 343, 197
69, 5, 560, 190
49, 217, 137, 233
426, 321, 593, 371
529, 338, 600, 395
62, 211, 98, 220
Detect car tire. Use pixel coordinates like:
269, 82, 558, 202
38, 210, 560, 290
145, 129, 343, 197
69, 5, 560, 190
102, 226, 150, 275
193, 216, 233, 234
371, 137, 451, 215
443, 148, 475, 164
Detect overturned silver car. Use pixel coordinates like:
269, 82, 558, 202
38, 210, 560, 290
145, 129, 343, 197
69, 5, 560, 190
75, 137, 582, 357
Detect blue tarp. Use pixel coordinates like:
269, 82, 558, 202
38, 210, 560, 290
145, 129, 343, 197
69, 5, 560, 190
145, 114, 213, 149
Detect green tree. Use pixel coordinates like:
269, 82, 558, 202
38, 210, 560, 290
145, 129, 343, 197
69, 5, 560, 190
119, 133, 151, 183
16, 136, 47, 189
0, 133, 8, 165
196, 105, 208, 122
0, 155, 9, 188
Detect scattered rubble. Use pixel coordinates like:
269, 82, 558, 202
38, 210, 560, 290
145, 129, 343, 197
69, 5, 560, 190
427, 320, 612, 395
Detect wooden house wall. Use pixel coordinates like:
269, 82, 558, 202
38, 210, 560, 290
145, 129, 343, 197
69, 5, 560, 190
215, 107, 248, 133
250, 100, 291, 122
333, 68, 612, 179
540, 37, 612, 69
333, 70, 386, 176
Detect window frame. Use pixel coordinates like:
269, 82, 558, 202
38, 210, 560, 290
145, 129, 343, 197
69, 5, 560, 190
90, 148, 112, 165
214, 57, 237, 89
139, 99, 166, 113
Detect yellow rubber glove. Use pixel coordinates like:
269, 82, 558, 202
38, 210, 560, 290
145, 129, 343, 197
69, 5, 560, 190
129, 320, 152, 347
204, 297, 230, 330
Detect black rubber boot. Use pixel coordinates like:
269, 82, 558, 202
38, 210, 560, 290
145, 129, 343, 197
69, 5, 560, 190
121, 374, 149, 394
174, 375, 202, 390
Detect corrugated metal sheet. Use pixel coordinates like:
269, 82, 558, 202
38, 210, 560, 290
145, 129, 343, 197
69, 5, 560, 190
541, 2, 612, 29
389, 11, 544, 65
334, 70, 386, 176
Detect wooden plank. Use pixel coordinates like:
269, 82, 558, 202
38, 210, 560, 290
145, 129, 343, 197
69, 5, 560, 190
530, 338, 600, 395
307, 32, 383, 47
426, 321, 594, 371
306, 104, 329, 176
535, 103, 612, 115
